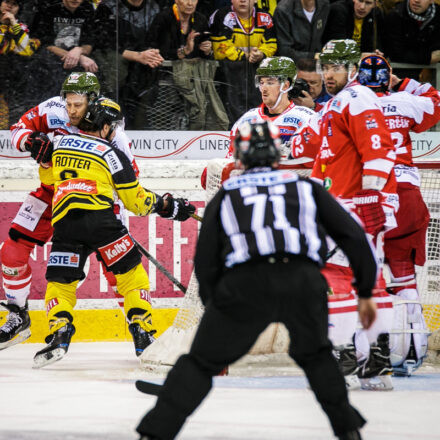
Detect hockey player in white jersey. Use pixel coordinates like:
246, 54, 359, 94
358, 54, 440, 376
1, 72, 142, 354
200, 56, 316, 188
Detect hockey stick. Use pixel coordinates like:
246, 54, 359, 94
136, 379, 162, 396
131, 236, 187, 294
190, 212, 203, 222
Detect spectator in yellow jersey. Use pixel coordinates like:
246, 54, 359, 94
31, 97, 196, 369
209, 0, 277, 123
0, 0, 40, 56
0, 0, 40, 128
209, 0, 277, 62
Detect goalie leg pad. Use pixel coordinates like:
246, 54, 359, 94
390, 288, 429, 376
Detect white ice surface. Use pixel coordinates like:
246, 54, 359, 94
1, 342, 440, 440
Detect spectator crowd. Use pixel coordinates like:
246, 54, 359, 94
1, 0, 440, 130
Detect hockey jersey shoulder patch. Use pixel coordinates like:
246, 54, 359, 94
105, 150, 124, 174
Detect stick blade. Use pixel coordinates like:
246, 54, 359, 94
135, 380, 163, 396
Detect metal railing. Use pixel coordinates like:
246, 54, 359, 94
390, 62, 440, 89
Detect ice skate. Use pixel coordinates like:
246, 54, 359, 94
129, 311, 156, 357
33, 318, 75, 369
333, 344, 361, 391
0, 302, 31, 350
358, 333, 393, 391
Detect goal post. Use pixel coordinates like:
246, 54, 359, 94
140, 159, 440, 367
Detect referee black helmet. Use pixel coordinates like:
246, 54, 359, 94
233, 121, 282, 168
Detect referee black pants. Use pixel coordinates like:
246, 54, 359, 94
137, 258, 366, 439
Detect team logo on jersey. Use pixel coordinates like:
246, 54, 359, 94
98, 234, 135, 267
323, 177, 332, 191
365, 114, 378, 129
53, 179, 97, 205
48, 252, 80, 267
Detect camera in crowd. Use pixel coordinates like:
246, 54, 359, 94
289, 79, 310, 99
195, 32, 211, 46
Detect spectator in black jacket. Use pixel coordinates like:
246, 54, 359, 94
25, 0, 97, 104
385, 0, 440, 80
273, 0, 329, 63
323, 0, 385, 54
147, 0, 212, 60
92, 0, 163, 101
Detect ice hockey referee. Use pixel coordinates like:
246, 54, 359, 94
136, 121, 378, 440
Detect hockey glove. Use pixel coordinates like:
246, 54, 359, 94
353, 189, 386, 236
24, 132, 53, 164
158, 193, 196, 221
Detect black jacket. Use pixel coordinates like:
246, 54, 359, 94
322, 0, 384, 53
93, 0, 160, 53
31, 0, 95, 49
385, 1, 440, 64
194, 169, 378, 304
147, 7, 210, 60
274, 0, 329, 62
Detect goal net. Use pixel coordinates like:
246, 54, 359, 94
140, 159, 440, 367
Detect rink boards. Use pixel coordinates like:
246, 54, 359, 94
0, 159, 206, 343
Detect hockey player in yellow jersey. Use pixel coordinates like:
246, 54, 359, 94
33, 97, 196, 368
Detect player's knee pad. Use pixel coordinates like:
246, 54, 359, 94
45, 280, 78, 321
328, 292, 358, 346
1, 238, 35, 305
46, 242, 89, 283
390, 288, 429, 376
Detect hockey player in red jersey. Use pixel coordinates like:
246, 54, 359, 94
0, 72, 140, 352
358, 54, 440, 376
200, 56, 316, 188
311, 40, 398, 391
